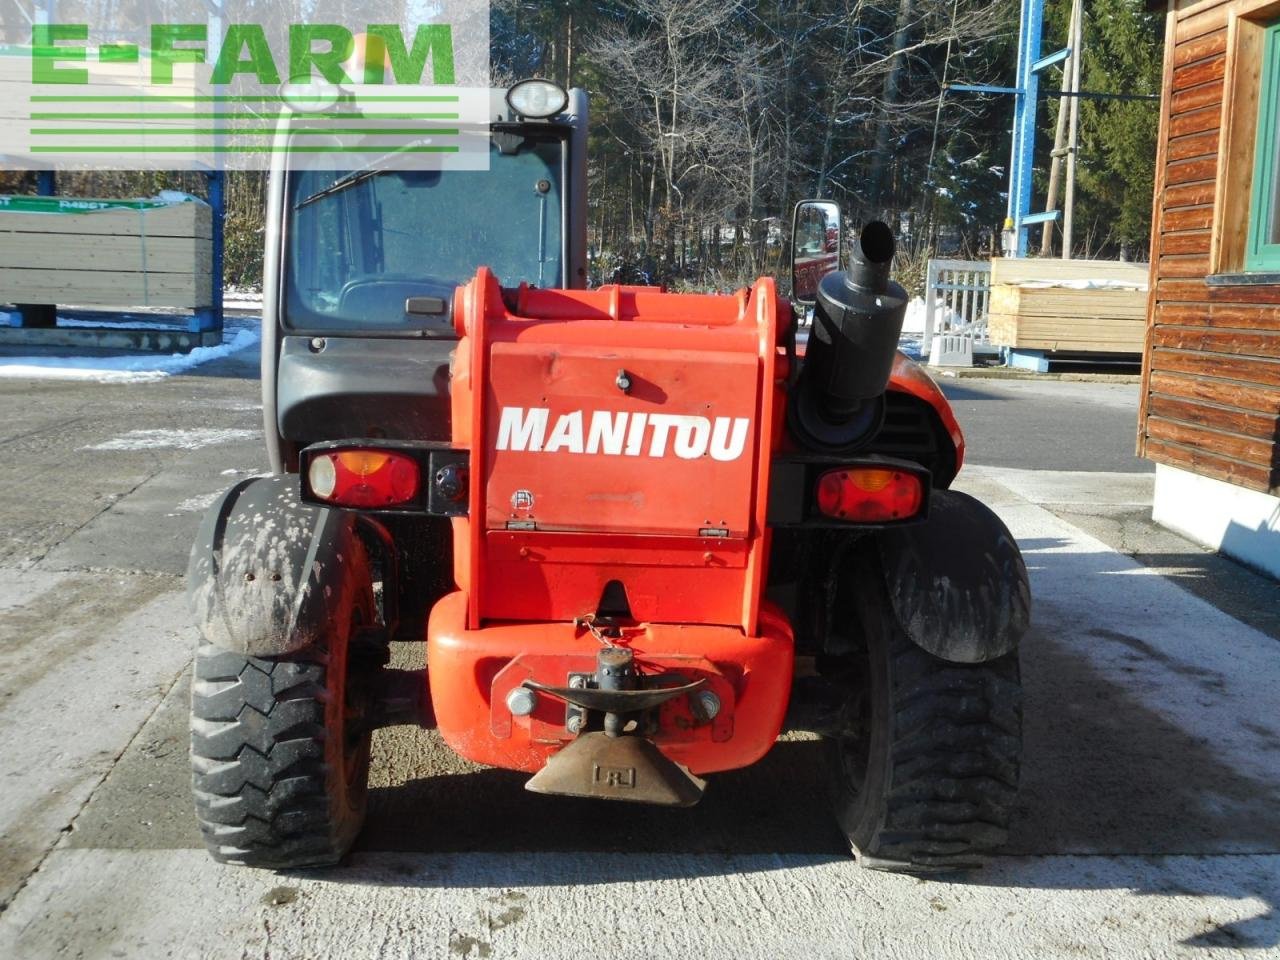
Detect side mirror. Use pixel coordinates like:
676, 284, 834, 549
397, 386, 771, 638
791, 200, 841, 304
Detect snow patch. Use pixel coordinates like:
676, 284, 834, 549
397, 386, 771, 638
0, 326, 260, 384
56, 317, 184, 330
223, 292, 264, 311
897, 333, 925, 361
85, 428, 258, 451
1015, 278, 1148, 291
209, 399, 263, 412
901, 297, 963, 335
173, 492, 222, 513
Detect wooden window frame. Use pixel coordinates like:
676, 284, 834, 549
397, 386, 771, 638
1210, 0, 1280, 274
1245, 19, 1280, 267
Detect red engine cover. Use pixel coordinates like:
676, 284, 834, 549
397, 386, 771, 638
450, 272, 790, 633
486, 345, 758, 537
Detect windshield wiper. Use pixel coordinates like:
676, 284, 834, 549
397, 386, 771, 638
294, 139, 435, 210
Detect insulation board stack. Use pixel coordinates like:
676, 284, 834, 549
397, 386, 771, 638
0, 196, 213, 309
987, 257, 1150, 353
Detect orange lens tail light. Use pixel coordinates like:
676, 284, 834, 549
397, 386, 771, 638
815, 467, 923, 522
308, 449, 420, 508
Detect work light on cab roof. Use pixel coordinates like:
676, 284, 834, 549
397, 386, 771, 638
506, 79, 568, 119
278, 80, 341, 112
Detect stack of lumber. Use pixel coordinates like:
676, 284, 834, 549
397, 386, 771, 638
0, 197, 213, 309
987, 257, 1150, 353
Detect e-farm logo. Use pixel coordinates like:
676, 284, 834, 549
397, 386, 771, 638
32, 24, 457, 88
1, 0, 490, 171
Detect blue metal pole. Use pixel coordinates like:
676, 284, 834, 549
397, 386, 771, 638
19, 173, 58, 327
1005, 0, 1030, 228
1009, 0, 1044, 256
191, 170, 225, 336
189, 5, 226, 339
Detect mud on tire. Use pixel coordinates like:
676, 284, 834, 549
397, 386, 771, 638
190, 549, 374, 869
828, 553, 1023, 874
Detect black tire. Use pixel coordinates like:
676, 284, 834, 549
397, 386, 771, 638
827, 553, 1022, 874
190, 543, 375, 869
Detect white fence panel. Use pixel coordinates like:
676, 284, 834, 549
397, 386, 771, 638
923, 258, 991, 356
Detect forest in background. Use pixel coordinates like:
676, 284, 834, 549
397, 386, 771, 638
0, 0, 1164, 294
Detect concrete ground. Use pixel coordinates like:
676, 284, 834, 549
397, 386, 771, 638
0, 332, 1277, 959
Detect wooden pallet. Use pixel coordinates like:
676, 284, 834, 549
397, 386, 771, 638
988, 258, 1149, 353
0, 202, 213, 309
989, 257, 1149, 286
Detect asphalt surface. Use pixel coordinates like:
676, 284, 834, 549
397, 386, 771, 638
0, 327, 1277, 959
939, 376, 1153, 475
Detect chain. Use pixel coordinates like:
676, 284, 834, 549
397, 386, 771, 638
574, 614, 616, 647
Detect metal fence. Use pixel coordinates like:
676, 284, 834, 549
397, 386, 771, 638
923, 259, 991, 356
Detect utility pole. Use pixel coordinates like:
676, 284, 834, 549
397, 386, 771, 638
1040, 0, 1079, 256
949, 0, 1155, 257
1062, 0, 1084, 258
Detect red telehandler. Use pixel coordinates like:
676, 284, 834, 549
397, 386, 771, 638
188, 82, 1028, 875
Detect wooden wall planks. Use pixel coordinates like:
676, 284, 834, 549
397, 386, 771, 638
1167, 129, 1221, 160
1139, 2, 1280, 495
1159, 230, 1213, 255
1150, 369, 1280, 412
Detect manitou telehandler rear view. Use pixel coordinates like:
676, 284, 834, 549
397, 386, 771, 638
188, 81, 1029, 874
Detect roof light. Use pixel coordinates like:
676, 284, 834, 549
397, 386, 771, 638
506, 79, 568, 119
306, 448, 420, 508
815, 467, 923, 523
279, 80, 341, 113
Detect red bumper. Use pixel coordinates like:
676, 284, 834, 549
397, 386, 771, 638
426, 591, 794, 775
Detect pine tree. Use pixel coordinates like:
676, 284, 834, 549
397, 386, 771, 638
1044, 0, 1163, 256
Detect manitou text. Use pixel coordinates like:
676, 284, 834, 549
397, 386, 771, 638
495, 407, 751, 461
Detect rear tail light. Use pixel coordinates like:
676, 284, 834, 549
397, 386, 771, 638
307, 449, 420, 508
815, 467, 923, 522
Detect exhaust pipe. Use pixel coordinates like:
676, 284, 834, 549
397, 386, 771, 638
790, 221, 908, 451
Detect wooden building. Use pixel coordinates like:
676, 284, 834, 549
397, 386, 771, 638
1140, 0, 1280, 577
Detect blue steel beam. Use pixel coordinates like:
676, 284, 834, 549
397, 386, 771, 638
1020, 210, 1062, 225
191, 170, 225, 335
190, 6, 226, 338
947, 84, 1022, 95
1006, 0, 1030, 227
1007, 0, 1045, 256
1032, 47, 1071, 72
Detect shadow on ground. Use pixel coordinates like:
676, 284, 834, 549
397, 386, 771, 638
65, 540, 1280, 947
346, 540, 1280, 946
937, 382, 1010, 403
361, 736, 841, 857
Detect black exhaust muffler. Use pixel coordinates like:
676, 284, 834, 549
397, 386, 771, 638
790, 221, 908, 451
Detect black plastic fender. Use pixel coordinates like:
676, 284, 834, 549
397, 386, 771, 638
875, 490, 1030, 664
186, 475, 365, 657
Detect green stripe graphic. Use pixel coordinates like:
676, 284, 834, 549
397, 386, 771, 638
30, 144, 462, 153
30, 128, 460, 136
30, 95, 461, 103
30, 112, 460, 121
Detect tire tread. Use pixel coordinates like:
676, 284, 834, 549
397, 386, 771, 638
190, 640, 350, 869
860, 638, 1021, 874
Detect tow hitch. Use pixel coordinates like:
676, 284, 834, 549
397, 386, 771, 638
523, 645, 708, 807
